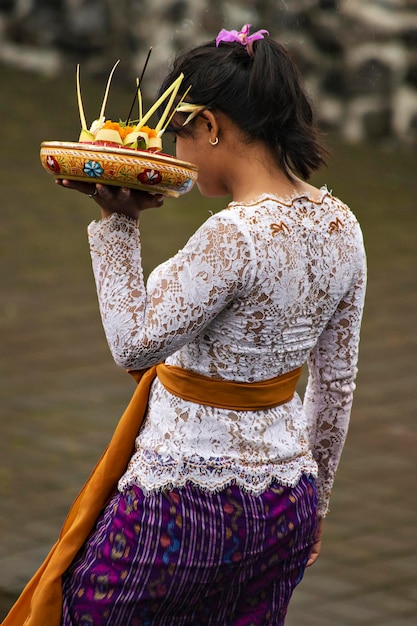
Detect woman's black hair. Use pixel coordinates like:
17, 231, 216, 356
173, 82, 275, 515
159, 37, 328, 181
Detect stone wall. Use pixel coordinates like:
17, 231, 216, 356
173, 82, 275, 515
1, 0, 417, 145
275, 0, 417, 144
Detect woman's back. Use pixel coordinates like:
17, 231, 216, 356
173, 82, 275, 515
129, 190, 366, 383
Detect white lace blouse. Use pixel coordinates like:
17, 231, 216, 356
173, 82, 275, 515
88, 189, 366, 517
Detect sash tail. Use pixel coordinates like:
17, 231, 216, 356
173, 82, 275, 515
2, 366, 157, 626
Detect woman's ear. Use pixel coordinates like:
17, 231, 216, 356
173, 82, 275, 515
200, 110, 220, 143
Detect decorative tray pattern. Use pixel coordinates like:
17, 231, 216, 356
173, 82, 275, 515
40, 141, 199, 198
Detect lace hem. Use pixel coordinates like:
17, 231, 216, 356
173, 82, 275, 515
118, 451, 319, 508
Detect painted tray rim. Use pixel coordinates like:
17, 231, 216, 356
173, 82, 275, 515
40, 141, 199, 197
40, 141, 198, 172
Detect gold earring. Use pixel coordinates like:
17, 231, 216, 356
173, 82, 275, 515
209, 137, 219, 146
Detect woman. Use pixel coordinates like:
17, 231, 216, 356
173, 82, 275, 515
7, 25, 366, 626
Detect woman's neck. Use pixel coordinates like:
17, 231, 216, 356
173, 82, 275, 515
226, 149, 319, 204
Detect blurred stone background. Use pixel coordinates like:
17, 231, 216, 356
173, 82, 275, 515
1, 0, 417, 144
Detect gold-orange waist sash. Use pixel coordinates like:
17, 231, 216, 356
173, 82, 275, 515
4, 363, 301, 626
155, 363, 302, 410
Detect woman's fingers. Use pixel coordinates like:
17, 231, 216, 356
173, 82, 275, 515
306, 518, 324, 567
56, 179, 164, 220
55, 178, 97, 196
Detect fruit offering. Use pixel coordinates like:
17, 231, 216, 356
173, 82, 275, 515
40, 57, 202, 197
76, 60, 189, 152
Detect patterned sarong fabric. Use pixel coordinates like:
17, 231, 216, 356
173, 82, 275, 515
62, 478, 317, 625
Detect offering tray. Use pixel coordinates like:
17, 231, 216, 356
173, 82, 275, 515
40, 141, 199, 198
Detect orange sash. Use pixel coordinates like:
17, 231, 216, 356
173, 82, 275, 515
2, 363, 301, 626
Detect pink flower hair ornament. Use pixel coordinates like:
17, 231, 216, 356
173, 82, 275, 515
216, 23, 269, 56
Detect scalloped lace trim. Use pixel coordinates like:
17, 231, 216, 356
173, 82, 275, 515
118, 449, 318, 497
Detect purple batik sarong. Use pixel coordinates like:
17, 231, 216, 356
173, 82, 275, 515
61, 475, 317, 626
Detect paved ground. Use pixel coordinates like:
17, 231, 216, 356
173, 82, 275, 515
0, 66, 416, 623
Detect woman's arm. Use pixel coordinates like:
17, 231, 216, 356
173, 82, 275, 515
88, 209, 256, 370
304, 243, 367, 518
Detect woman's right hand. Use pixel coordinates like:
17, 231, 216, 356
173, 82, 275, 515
306, 517, 324, 567
56, 179, 164, 222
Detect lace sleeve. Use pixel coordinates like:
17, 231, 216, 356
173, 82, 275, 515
87, 211, 255, 370
303, 244, 367, 518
